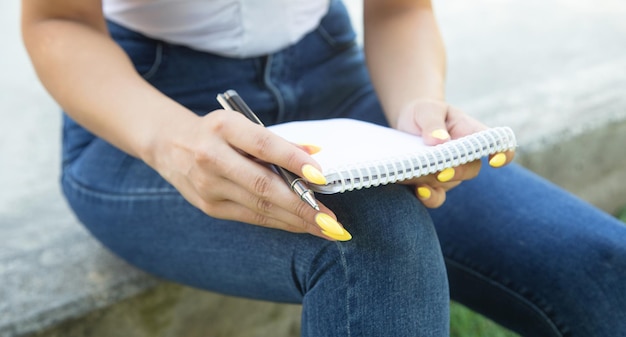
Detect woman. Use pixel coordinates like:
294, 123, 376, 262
21, 0, 626, 335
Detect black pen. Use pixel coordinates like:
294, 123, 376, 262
216, 90, 321, 211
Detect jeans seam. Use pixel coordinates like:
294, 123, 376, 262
335, 241, 352, 337
316, 25, 356, 51
445, 257, 565, 336
263, 54, 286, 118
142, 42, 163, 80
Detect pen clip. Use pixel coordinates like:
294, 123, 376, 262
216, 93, 233, 111
220, 90, 265, 126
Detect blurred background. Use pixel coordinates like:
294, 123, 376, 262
346, 0, 626, 103
1, 0, 625, 336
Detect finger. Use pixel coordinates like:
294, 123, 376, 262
230, 179, 350, 241
217, 112, 326, 185
438, 180, 461, 193
294, 143, 322, 155
417, 108, 451, 146
220, 152, 315, 216
188, 138, 314, 223
401, 159, 482, 187
415, 185, 447, 208
204, 148, 350, 239
488, 150, 516, 168
212, 197, 348, 242
191, 173, 337, 239
199, 199, 334, 240
197, 174, 308, 227
445, 105, 488, 137
436, 159, 482, 183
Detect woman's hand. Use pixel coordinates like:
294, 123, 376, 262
395, 99, 515, 208
21, 0, 350, 241
152, 109, 351, 241
362, 0, 512, 208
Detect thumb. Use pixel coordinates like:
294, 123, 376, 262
411, 102, 450, 146
423, 125, 451, 146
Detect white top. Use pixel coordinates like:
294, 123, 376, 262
103, 0, 330, 58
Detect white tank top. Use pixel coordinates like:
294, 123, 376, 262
103, 0, 330, 58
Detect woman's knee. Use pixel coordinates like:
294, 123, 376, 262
327, 185, 439, 250
300, 185, 449, 335
313, 184, 447, 282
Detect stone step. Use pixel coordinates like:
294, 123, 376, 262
467, 59, 626, 214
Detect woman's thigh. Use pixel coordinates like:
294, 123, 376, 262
430, 161, 626, 336
62, 139, 315, 302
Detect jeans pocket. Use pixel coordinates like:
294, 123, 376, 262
107, 21, 165, 79
315, 0, 357, 51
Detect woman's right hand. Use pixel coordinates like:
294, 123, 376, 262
152, 109, 351, 241
20, 0, 349, 241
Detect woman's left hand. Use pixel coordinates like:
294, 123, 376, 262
394, 98, 515, 208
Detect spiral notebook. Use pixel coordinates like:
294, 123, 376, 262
268, 118, 517, 194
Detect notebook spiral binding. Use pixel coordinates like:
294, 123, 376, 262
325, 127, 516, 193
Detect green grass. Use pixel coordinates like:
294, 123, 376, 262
618, 206, 626, 223
450, 302, 519, 337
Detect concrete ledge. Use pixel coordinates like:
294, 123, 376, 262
0, 198, 156, 337
29, 284, 301, 337
467, 59, 626, 214
0, 195, 301, 337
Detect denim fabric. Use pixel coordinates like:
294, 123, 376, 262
61, 1, 626, 336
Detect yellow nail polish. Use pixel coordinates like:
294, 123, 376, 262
431, 129, 450, 140
299, 144, 322, 155
417, 187, 431, 199
321, 229, 352, 241
315, 213, 344, 236
489, 152, 507, 168
302, 164, 327, 185
437, 167, 455, 182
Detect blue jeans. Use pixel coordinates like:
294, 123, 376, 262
61, 1, 626, 336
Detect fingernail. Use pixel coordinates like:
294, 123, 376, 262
302, 164, 327, 185
416, 187, 431, 199
431, 129, 450, 140
437, 167, 455, 182
315, 213, 345, 236
322, 229, 353, 241
298, 143, 322, 155
489, 152, 507, 168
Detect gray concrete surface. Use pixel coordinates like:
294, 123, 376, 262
0, 1, 153, 336
1, 0, 625, 336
